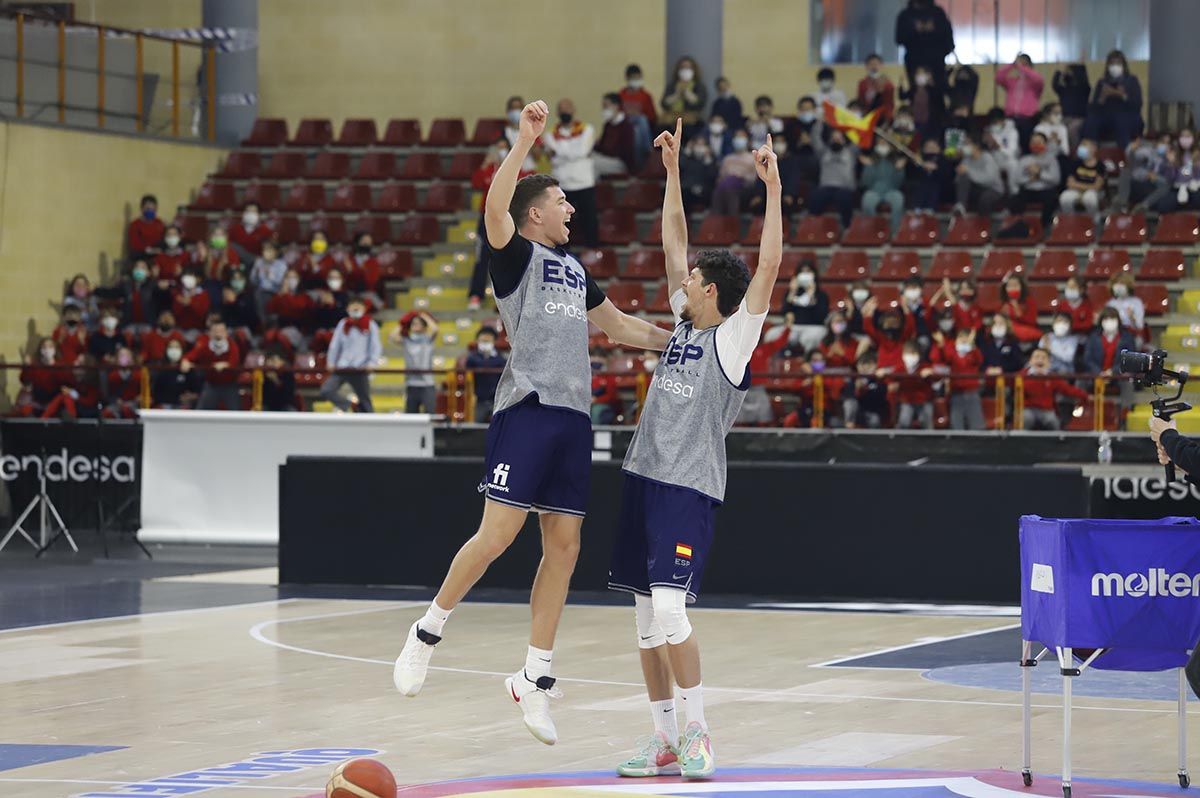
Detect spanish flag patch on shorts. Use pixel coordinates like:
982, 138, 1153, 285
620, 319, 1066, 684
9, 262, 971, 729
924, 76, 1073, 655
675, 543, 692, 559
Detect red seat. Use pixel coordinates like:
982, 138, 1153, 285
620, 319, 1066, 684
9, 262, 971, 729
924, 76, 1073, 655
352, 214, 396, 244
872, 285, 901, 308
791, 215, 841, 246
943, 214, 991, 247
623, 250, 665, 279
642, 213, 664, 245
578, 248, 618, 279
1139, 249, 1187, 281
306, 151, 351, 180
779, 251, 817, 282
1136, 284, 1171, 316
891, 213, 940, 246
1086, 283, 1110, 309
419, 182, 464, 213
1100, 213, 1148, 245
262, 151, 307, 180
734, 247, 762, 275
599, 209, 638, 245
382, 119, 422, 147
979, 250, 1027, 281
638, 156, 667, 180
445, 151, 486, 181
243, 118, 288, 147
371, 182, 418, 213
271, 214, 303, 244
1047, 213, 1096, 246
306, 213, 347, 244
290, 118, 333, 147
594, 181, 616, 210
1096, 145, 1126, 174
241, 181, 281, 211
377, 249, 415, 281
647, 283, 673, 313
606, 281, 645, 312
190, 181, 237, 211
282, 182, 326, 213
1153, 212, 1200, 245
1084, 249, 1132, 281
762, 357, 806, 394
174, 213, 208, 243
218, 151, 261, 180
824, 251, 871, 282
976, 283, 1002, 313
876, 250, 922, 281
842, 214, 889, 247
741, 215, 790, 246
824, 283, 848, 309
328, 182, 372, 213
425, 118, 466, 147
1027, 284, 1059, 313
770, 283, 789, 312
1030, 250, 1079, 281
293, 352, 326, 387
399, 152, 442, 180
994, 214, 1045, 246
928, 251, 974, 282
618, 180, 663, 212
334, 118, 378, 147
696, 215, 740, 246
394, 215, 438, 245
354, 152, 397, 181
469, 118, 507, 146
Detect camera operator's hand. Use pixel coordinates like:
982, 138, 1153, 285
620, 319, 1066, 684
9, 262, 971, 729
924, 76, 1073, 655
1150, 415, 1177, 443
1157, 442, 1172, 466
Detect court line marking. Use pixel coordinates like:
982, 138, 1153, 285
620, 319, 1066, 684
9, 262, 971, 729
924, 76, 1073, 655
0, 598, 300, 636
247, 605, 1183, 715
809, 623, 1023, 669
0, 776, 320, 791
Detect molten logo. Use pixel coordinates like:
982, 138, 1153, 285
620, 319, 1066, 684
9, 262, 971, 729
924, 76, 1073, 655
1090, 568, 1200, 597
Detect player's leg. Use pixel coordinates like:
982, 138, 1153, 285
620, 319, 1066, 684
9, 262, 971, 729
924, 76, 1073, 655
652, 587, 713, 779
617, 596, 680, 777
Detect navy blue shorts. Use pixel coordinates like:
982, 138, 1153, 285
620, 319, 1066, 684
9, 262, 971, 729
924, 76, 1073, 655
608, 472, 719, 604
479, 394, 592, 517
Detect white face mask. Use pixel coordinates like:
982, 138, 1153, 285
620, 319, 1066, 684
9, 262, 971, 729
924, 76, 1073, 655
831, 321, 847, 335
181, 274, 198, 290
938, 318, 955, 332
41, 347, 56, 362
709, 122, 726, 135
478, 341, 496, 355
209, 337, 229, 355
875, 144, 892, 157
819, 79, 833, 91
852, 288, 870, 303
601, 107, 615, 122
496, 148, 509, 160
506, 109, 521, 125
348, 307, 365, 320
915, 74, 931, 86
992, 324, 1008, 339
328, 278, 343, 291
165, 235, 181, 249
1111, 283, 1129, 298
678, 68, 694, 81
101, 316, 118, 331
797, 272, 815, 288
903, 287, 922, 302
1053, 321, 1071, 337
732, 136, 749, 150
629, 78, 644, 90
242, 211, 259, 227
1101, 318, 1119, 334
956, 342, 973, 355
285, 277, 300, 291
644, 357, 660, 372
1181, 137, 1195, 149
166, 347, 182, 363
902, 354, 920, 370
1064, 287, 1080, 301
1108, 63, 1124, 79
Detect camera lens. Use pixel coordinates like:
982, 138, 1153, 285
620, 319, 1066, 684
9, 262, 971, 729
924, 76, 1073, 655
1118, 350, 1152, 374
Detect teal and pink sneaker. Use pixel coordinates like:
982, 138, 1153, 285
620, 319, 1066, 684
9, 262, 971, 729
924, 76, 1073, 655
616, 731, 678, 777
678, 721, 715, 779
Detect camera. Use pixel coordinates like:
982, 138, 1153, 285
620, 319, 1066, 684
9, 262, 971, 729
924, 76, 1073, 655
1118, 348, 1171, 388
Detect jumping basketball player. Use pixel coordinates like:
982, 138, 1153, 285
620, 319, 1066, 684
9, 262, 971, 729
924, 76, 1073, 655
394, 100, 672, 746
608, 120, 782, 778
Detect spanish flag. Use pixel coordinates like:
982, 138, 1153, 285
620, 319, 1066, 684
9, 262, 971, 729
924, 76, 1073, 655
822, 100, 881, 148
675, 543, 693, 559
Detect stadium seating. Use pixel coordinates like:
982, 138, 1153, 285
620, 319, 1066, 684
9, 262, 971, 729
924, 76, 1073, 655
1100, 213, 1148, 245
371, 182, 418, 213
355, 152, 398, 181
306, 152, 351, 180
307, 213, 348, 244
1137, 284, 1171, 316
190, 181, 237, 211
272, 214, 303, 244
993, 214, 1043, 246
446, 151, 486, 181
262, 151, 307, 180
1046, 214, 1095, 246
399, 153, 443, 180
696, 215, 741, 246
335, 119, 378, 147
928, 250, 974, 282
290, 118, 334, 147
1152, 212, 1200, 245
218, 151, 261, 180
282, 182, 326, 213
623, 249, 665, 279
394, 215, 439, 245
377, 249, 415, 281
606, 281, 645, 312
579, 248, 618, 279
742, 215, 789, 246
824, 251, 870, 282
469, 118, 506, 146
842, 215, 889, 247
943, 214, 990, 247
979, 250, 1027, 280
241, 181, 281, 211
791, 215, 840, 246
1083, 249, 1131, 281
892, 213, 940, 246
175, 213, 208, 243
1029, 250, 1078, 281
418, 182, 465, 213
1139, 249, 1187, 281
328, 182, 373, 213
382, 119, 422, 147
598, 209, 638, 245
876, 250, 922, 281
619, 180, 664, 212
242, 118, 288, 147
426, 118, 467, 147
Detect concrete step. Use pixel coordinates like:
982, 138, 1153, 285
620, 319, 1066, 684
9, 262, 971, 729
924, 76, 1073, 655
396, 285, 469, 312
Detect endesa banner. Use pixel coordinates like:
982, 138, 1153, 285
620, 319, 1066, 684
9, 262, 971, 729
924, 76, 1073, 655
0, 419, 141, 532
1089, 473, 1200, 519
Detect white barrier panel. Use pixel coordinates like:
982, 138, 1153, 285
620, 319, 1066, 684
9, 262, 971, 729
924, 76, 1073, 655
138, 410, 433, 544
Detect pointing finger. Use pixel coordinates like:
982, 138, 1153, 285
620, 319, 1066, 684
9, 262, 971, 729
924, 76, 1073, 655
674, 117, 682, 140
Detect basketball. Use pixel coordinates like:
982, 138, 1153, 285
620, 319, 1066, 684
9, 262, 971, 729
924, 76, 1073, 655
326, 758, 397, 798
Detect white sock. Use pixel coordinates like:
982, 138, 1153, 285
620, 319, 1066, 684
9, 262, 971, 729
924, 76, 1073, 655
651, 698, 679, 742
418, 600, 452, 637
678, 683, 707, 730
525, 645, 553, 681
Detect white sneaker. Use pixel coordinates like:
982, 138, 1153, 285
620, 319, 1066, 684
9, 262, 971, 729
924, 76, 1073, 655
504, 669, 562, 745
393, 621, 440, 696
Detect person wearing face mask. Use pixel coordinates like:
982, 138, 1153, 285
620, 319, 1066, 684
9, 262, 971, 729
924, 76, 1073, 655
900, 65, 947, 141
783, 264, 830, 351
860, 138, 906, 233
1033, 102, 1069, 157
996, 54, 1044, 147
1082, 50, 1143, 149
897, 277, 932, 342
297, 231, 335, 290
678, 137, 720, 212
952, 136, 1004, 217
128, 193, 165, 257
469, 140, 536, 309
1170, 129, 1200, 210
856, 55, 896, 122
979, 315, 1024, 379
503, 95, 525, 146
1007, 132, 1062, 228
819, 311, 866, 370
228, 202, 272, 264
842, 350, 890, 429
171, 268, 212, 336
542, 97, 599, 247
1083, 307, 1135, 417
1105, 272, 1145, 346
711, 76, 744, 131
141, 310, 185, 362
747, 95, 784, 150
342, 232, 383, 309
1117, 132, 1174, 213
102, 345, 142, 419
705, 115, 733, 159
808, 129, 859, 227
710, 129, 758, 215
861, 296, 916, 372
153, 224, 188, 283
895, 0, 955, 94
388, 310, 440, 414
464, 327, 507, 423
814, 67, 847, 109
660, 56, 707, 128
787, 96, 827, 152
19, 338, 73, 418
198, 228, 235, 282
319, 297, 382, 413
1055, 276, 1093, 334
1051, 64, 1090, 149
1058, 138, 1106, 216
983, 107, 1021, 193
843, 280, 872, 335
311, 268, 351, 341
88, 309, 124, 364
620, 65, 658, 126
892, 340, 935, 429
181, 318, 242, 411
151, 340, 200, 409
939, 277, 982, 333
219, 267, 258, 335
930, 327, 985, 430
997, 272, 1041, 343
250, 240, 289, 326
1020, 348, 1089, 431
265, 269, 315, 354
259, 349, 298, 412
1039, 311, 1083, 376
911, 139, 949, 212
593, 93, 636, 176
63, 274, 101, 331
116, 258, 158, 332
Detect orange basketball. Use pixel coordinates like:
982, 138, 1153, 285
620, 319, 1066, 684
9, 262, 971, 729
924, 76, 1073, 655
326, 758, 396, 798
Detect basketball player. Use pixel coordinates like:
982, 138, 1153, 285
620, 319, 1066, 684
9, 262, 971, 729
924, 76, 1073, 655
394, 100, 672, 746
608, 119, 782, 778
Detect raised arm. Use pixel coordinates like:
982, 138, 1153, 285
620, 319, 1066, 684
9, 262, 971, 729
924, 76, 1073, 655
484, 100, 548, 249
588, 300, 672, 351
656, 118, 689, 295
744, 135, 782, 315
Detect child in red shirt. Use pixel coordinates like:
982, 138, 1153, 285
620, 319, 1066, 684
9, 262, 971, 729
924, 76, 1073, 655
1058, 275, 1095, 334
154, 225, 188, 282
142, 310, 186, 363
181, 319, 242, 410
999, 272, 1042, 342
931, 328, 986, 430
19, 338, 71, 417
103, 345, 141, 419
861, 296, 915, 371
128, 194, 165, 256
171, 270, 212, 332
892, 340, 934, 428
1022, 348, 1089, 430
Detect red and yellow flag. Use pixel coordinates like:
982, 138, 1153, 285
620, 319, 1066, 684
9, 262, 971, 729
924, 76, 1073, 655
675, 543, 693, 559
822, 100, 881, 148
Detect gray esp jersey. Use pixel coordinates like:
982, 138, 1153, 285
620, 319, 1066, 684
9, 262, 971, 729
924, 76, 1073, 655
492, 240, 593, 416
623, 320, 750, 501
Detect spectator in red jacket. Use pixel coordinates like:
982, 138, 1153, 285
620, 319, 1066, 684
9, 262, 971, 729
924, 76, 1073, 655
344, 231, 382, 301
931, 327, 986, 430
19, 337, 71, 418
228, 203, 272, 264
1022, 347, 1089, 430
857, 54, 896, 122
196, 228, 236, 281
103, 345, 141, 419
265, 269, 315, 353
593, 92, 637, 175
172, 269, 212, 336
117, 258, 158, 331
52, 306, 89, 364
737, 322, 791, 425
155, 225, 187, 283
818, 311, 866, 369
128, 194, 165, 257
999, 271, 1042, 342
181, 318, 242, 410
619, 63, 658, 124
893, 340, 935, 428
942, 276, 983, 333
590, 349, 621, 423
862, 296, 916, 372
142, 310, 186, 363
1058, 274, 1095, 333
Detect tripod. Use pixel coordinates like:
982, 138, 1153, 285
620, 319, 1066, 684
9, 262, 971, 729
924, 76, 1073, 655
0, 444, 76, 555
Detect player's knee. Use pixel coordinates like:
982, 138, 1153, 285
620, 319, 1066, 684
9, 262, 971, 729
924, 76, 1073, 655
542, 531, 580, 567
651, 588, 692, 645
474, 525, 518, 562
634, 594, 665, 649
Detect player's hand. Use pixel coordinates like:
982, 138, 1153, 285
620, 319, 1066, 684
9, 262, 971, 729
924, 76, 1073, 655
654, 118, 683, 173
519, 101, 549, 143
1150, 415, 1177, 442
754, 135, 781, 186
